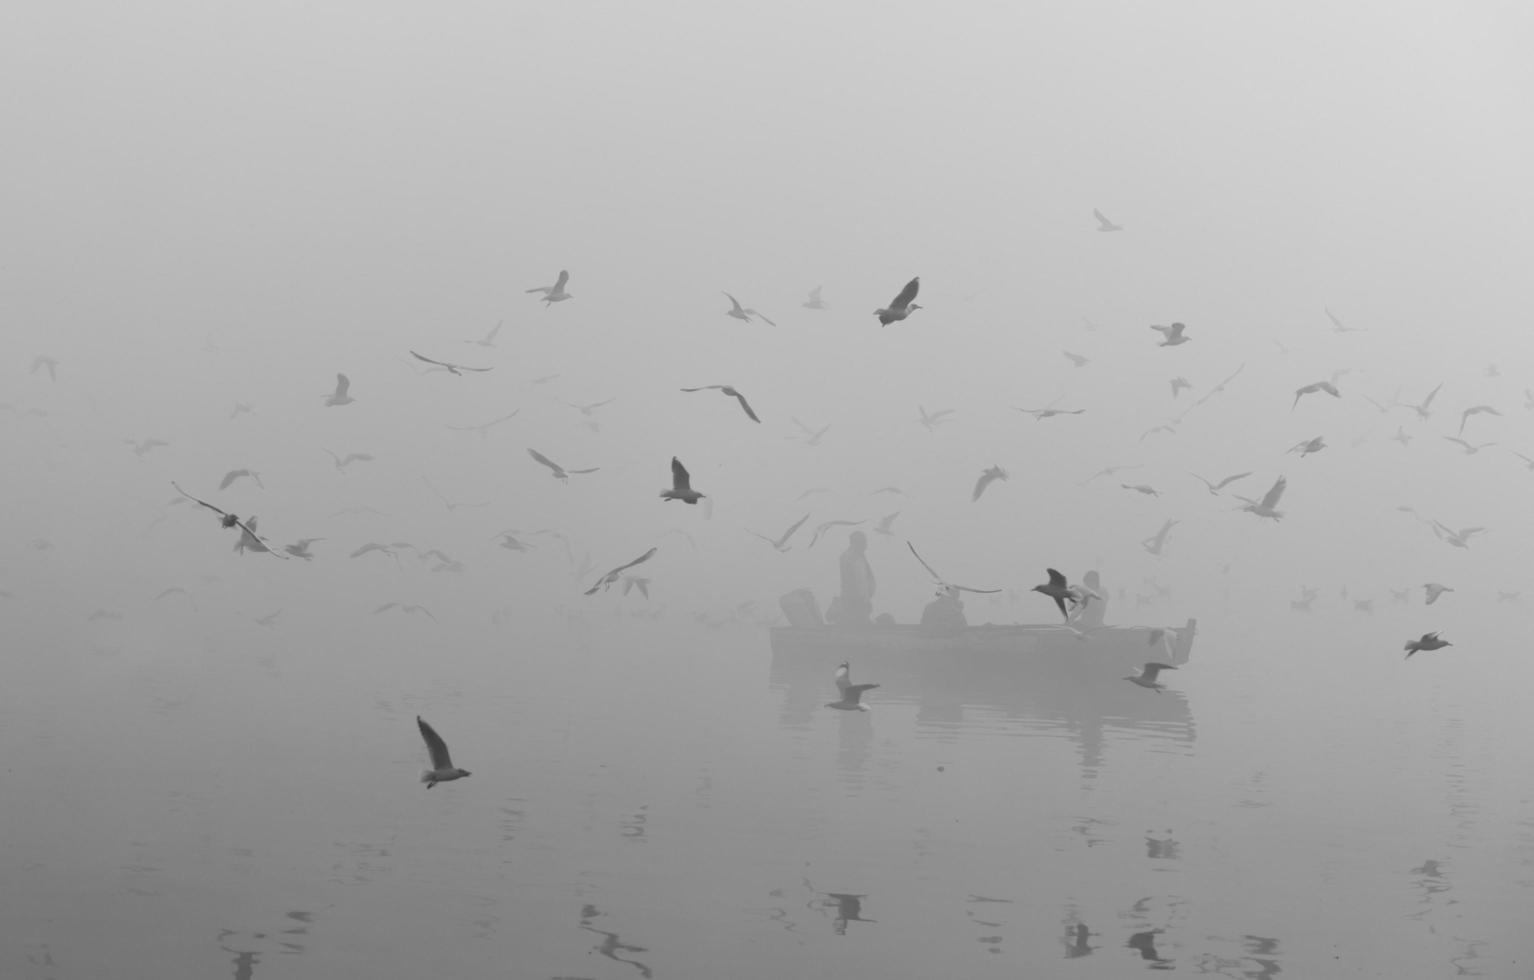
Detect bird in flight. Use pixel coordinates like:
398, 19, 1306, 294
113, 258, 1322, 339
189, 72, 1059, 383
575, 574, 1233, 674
807, 519, 866, 549
789, 417, 832, 446
660, 457, 704, 504
1431, 522, 1486, 549
802, 286, 828, 310
1442, 436, 1495, 455
416, 716, 471, 787
323, 373, 355, 406
1403, 632, 1450, 659
1124, 662, 1177, 692
229, 402, 254, 420
527, 448, 599, 481
680, 385, 760, 423
748, 513, 810, 552
170, 482, 288, 559
219, 468, 264, 491
1092, 208, 1124, 232
1397, 382, 1442, 421
1424, 582, 1454, 605
1120, 483, 1160, 497
1287, 436, 1326, 457
1063, 350, 1091, 368
1235, 475, 1287, 520
1457, 404, 1501, 436
723, 292, 775, 326
409, 350, 492, 376
30, 355, 59, 381
1190, 471, 1251, 495
1169, 377, 1192, 398
972, 465, 1008, 502
1016, 403, 1086, 421
875, 277, 921, 326
1292, 381, 1341, 410
906, 541, 1000, 594
322, 449, 374, 472
1032, 569, 1082, 621
527, 269, 572, 305
283, 538, 322, 560
917, 405, 954, 431
1150, 322, 1189, 346
468, 320, 504, 347
375, 602, 436, 620
125, 438, 170, 458
584, 546, 659, 595
1192, 362, 1246, 408
1324, 308, 1365, 333
1141, 519, 1179, 557
445, 409, 520, 439
350, 542, 400, 562
827, 661, 879, 711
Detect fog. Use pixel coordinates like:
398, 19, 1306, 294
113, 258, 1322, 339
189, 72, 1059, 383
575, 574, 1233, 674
3, 2, 1532, 977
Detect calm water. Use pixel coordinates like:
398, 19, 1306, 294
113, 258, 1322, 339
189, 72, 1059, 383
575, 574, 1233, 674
1, 603, 1530, 979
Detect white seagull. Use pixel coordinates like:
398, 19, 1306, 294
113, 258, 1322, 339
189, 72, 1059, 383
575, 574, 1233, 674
1125, 662, 1177, 692
875, 277, 921, 326
827, 661, 879, 711
417, 716, 471, 787
323, 373, 355, 406
723, 293, 776, 326
1150, 322, 1189, 346
527, 269, 572, 305
1092, 208, 1124, 232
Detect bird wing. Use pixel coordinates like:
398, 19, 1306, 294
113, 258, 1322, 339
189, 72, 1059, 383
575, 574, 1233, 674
553, 269, 569, 291
730, 390, 761, 422
724, 292, 745, 314
778, 513, 811, 546
218, 470, 242, 490
334, 374, 350, 397
410, 350, 446, 368
906, 541, 945, 585
1260, 476, 1287, 509
671, 457, 692, 492
680, 385, 723, 393
416, 716, 454, 769
1423, 383, 1443, 409
1093, 208, 1110, 226
889, 277, 920, 310
527, 448, 562, 474
1046, 568, 1068, 589
171, 482, 230, 519
752, 311, 777, 327
1214, 472, 1252, 490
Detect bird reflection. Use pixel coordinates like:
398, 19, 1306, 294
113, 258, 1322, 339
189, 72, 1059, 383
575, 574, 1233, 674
578, 904, 653, 979
1145, 828, 1180, 860
1127, 928, 1173, 967
1064, 920, 1096, 958
216, 931, 262, 980
811, 892, 876, 935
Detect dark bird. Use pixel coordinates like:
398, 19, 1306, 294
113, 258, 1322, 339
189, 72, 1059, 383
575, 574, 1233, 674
1292, 380, 1341, 409
1235, 475, 1287, 520
972, 465, 1008, 502
660, 457, 704, 504
1092, 208, 1123, 232
680, 385, 760, 423
802, 286, 828, 310
875, 277, 922, 326
826, 661, 879, 711
748, 513, 810, 552
170, 482, 288, 559
416, 716, 471, 787
528, 448, 599, 481
1190, 471, 1252, 495
1032, 568, 1081, 621
1125, 662, 1177, 692
1404, 631, 1451, 659
723, 292, 775, 326
1150, 322, 1189, 346
219, 468, 264, 490
323, 373, 355, 406
527, 269, 572, 305
907, 541, 1001, 594
584, 546, 659, 595
283, 538, 322, 560
409, 350, 492, 375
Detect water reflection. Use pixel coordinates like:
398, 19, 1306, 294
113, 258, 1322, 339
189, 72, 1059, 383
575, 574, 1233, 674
1063, 919, 1096, 958
811, 891, 875, 936
1127, 928, 1174, 968
214, 908, 314, 978
577, 904, 653, 979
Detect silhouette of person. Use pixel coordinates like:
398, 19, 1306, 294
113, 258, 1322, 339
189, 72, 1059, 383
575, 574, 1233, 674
832, 531, 876, 628
1071, 570, 1107, 628
921, 586, 967, 633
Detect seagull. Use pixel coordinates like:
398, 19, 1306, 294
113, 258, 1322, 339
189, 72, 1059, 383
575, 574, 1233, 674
917, 405, 954, 430
723, 292, 775, 326
1324, 307, 1364, 333
409, 350, 493, 376
1432, 522, 1486, 549
491, 530, 538, 552
868, 486, 904, 496
229, 402, 254, 419
219, 468, 264, 490
528, 448, 599, 481
1398, 382, 1442, 421
621, 575, 650, 599
748, 513, 810, 552
350, 542, 398, 562
1235, 475, 1287, 520
1032, 569, 1082, 621
1287, 436, 1326, 457
1192, 362, 1246, 408
125, 438, 170, 458
416, 716, 471, 787
1120, 483, 1160, 497
972, 465, 1008, 502
322, 449, 374, 472
445, 409, 520, 439
1169, 377, 1192, 398
584, 546, 659, 595
375, 602, 436, 620
1403, 632, 1451, 659
797, 487, 832, 501
680, 385, 760, 423
170, 482, 288, 559
1190, 471, 1251, 495
1124, 662, 1177, 692
468, 320, 504, 347
565, 398, 616, 418
789, 417, 832, 446
1150, 322, 1189, 346
1458, 405, 1502, 436
421, 477, 492, 512
283, 538, 322, 560
1442, 436, 1495, 455
906, 541, 1001, 594
807, 519, 866, 549
872, 511, 901, 536
1292, 381, 1341, 410
1079, 463, 1143, 486
660, 457, 704, 504
802, 286, 828, 310
1505, 449, 1534, 471
1424, 582, 1454, 605
254, 610, 282, 629
1063, 351, 1091, 368
1016, 404, 1086, 421
874, 277, 921, 326
30, 355, 58, 381
826, 661, 879, 711
1392, 427, 1413, 446
527, 269, 572, 305
1141, 519, 1179, 557
154, 586, 193, 604
323, 373, 355, 406
1092, 208, 1123, 232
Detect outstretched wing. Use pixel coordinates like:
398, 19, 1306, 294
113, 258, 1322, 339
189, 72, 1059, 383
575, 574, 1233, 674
416, 716, 454, 769
1214, 472, 1252, 490
172, 481, 229, 519
671, 457, 692, 492
410, 350, 446, 368
1046, 568, 1069, 589
527, 448, 561, 473
889, 277, 920, 310
680, 385, 723, 393
553, 269, 569, 291
723, 292, 745, 314
907, 541, 944, 584
1260, 476, 1287, 509
334, 373, 351, 397
778, 513, 811, 546
730, 390, 761, 423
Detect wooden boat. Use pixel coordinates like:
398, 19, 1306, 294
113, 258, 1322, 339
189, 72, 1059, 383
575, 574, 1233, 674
769, 618, 1196, 668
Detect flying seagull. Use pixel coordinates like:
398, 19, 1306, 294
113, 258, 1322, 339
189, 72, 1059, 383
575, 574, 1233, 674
527, 448, 599, 481
1432, 522, 1486, 549
1192, 362, 1246, 408
468, 320, 504, 347
1150, 322, 1189, 346
917, 405, 954, 430
802, 286, 828, 310
1442, 436, 1495, 455
1032, 569, 1084, 621
584, 546, 659, 595
748, 513, 810, 552
375, 602, 437, 620
170, 482, 288, 559
1016, 405, 1086, 421
875, 277, 921, 326
1121, 483, 1160, 497
1457, 404, 1502, 436
1292, 381, 1341, 410
1063, 350, 1091, 368
1169, 377, 1192, 398
409, 350, 493, 376
416, 716, 471, 787
527, 269, 572, 305
1324, 308, 1364, 333
219, 468, 264, 491
350, 542, 399, 562
906, 541, 1001, 594
1403, 632, 1451, 659
723, 292, 775, 326
807, 518, 865, 549
283, 538, 322, 560
972, 465, 1008, 502
826, 661, 879, 711
30, 355, 58, 381
323, 373, 355, 406
1424, 582, 1454, 605
1092, 208, 1124, 232
1124, 662, 1177, 692
1141, 519, 1179, 557
680, 385, 760, 423
125, 438, 170, 458
1190, 471, 1252, 495
1398, 382, 1442, 421
660, 457, 704, 504
1235, 475, 1287, 520
790, 417, 832, 446
1287, 436, 1326, 457
322, 449, 374, 472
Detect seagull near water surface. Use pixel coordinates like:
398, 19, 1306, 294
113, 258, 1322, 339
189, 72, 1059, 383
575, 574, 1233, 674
680, 385, 760, 423
827, 661, 879, 711
875, 277, 921, 326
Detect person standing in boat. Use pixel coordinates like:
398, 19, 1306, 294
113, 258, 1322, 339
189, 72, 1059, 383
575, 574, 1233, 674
1069, 570, 1108, 628
830, 530, 876, 628
920, 586, 968, 633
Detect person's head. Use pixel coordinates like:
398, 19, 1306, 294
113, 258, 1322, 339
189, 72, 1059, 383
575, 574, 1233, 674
1084, 570, 1101, 587
849, 530, 868, 551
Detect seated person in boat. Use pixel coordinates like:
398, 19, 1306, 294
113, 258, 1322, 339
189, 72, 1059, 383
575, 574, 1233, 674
828, 531, 876, 629
1068, 570, 1107, 628
920, 586, 968, 633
